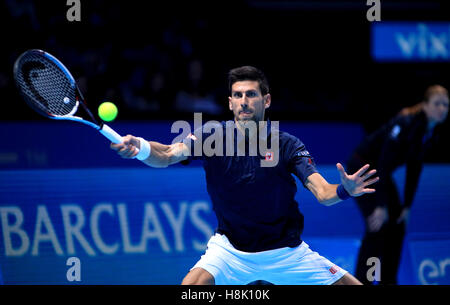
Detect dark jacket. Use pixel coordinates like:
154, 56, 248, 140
351, 110, 438, 210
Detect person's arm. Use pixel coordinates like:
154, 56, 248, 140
305, 163, 379, 206
404, 160, 423, 208
110, 135, 189, 168
371, 115, 410, 209
286, 136, 378, 206
357, 116, 408, 231
398, 102, 424, 116
396, 149, 424, 224
304, 173, 340, 206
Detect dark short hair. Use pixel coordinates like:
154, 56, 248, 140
228, 66, 269, 96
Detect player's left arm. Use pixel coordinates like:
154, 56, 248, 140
305, 163, 379, 206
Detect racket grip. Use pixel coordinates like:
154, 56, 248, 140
100, 124, 123, 144
100, 124, 141, 158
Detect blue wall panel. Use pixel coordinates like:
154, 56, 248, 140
0, 121, 364, 169
1, 122, 449, 284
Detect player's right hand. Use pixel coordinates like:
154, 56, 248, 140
110, 134, 140, 159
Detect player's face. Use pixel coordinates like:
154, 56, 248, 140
424, 93, 449, 124
228, 81, 271, 123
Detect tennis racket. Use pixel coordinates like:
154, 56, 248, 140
13, 49, 138, 153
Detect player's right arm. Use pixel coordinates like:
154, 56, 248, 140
110, 135, 189, 168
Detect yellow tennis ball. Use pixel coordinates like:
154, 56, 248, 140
98, 102, 118, 122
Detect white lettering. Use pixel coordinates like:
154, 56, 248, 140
140, 203, 170, 253
90, 204, 119, 255
32, 206, 63, 256
419, 259, 439, 285
396, 24, 450, 60
61, 205, 95, 256
160, 202, 188, 252
117, 203, 142, 253
190, 201, 213, 251
0, 206, 30, 256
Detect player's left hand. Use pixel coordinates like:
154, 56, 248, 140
336, 163, 379, 197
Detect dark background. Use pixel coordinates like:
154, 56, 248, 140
1, 0, 449, 157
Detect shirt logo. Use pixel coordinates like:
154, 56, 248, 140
186, 133, 198, 141
265, 152, 274, 161
329, 265, 340, 275
296, 150, 311, 157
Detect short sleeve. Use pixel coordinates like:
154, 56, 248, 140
287, 137, 318, 185
180, 121, 223, 165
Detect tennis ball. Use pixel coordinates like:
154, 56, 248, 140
98, 102, 118, 122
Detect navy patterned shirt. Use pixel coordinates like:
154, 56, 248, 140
182, 120, 318, 252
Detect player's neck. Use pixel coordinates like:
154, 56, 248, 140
235, 118, 265, 139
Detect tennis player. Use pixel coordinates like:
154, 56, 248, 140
111, 66, 379, 285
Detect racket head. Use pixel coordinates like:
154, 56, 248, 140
13, 49, 84, 119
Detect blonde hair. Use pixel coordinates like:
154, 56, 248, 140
423, 85, 448, 103
399, 85, 448, 116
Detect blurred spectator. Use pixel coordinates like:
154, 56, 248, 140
120, 66, 157, 112
119, 65, 174, 113
175, 59, 223, 115
2, 0, 449, 124
5, 0, 40, 32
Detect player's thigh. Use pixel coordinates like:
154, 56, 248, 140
181, 267, 215, 285
332, 272, 362, 285
267, 242, 348, 285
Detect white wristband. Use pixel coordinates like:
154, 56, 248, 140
135, 137, 151, 161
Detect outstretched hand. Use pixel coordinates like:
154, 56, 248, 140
336, 163, 379, 197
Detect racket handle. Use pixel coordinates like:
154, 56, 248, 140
100, 124, 123, 143
99, 124, 141, 159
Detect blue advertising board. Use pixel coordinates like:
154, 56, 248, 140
1, 120, 449, 284
0, 167, 215, 284
371, 22, 450, 62
1, 164, 450, 284
407, 236, 450, 285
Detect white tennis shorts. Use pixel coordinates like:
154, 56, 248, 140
191, 233, 348, 285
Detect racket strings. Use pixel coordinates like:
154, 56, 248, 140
15, 52, 77, 117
